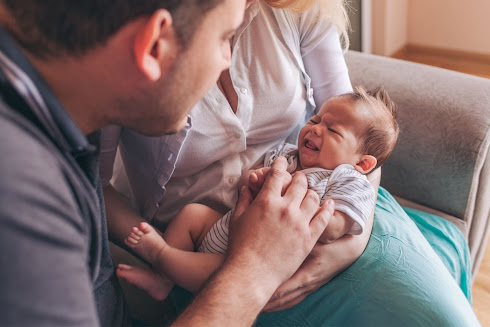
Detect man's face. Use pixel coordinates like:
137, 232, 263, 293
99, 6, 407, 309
124, 0, 246, 136
298, 97, 371, 170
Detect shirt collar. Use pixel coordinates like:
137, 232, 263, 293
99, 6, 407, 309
0, 27, 95, 156
247, 1, 261, 18
232, 2, 260, 48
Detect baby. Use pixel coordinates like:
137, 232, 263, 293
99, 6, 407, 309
117, 85, 399, 299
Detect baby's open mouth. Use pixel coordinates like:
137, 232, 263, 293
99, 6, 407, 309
304, 140, 319, 151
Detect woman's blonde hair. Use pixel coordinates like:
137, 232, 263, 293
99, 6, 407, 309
264, 0, 350, 50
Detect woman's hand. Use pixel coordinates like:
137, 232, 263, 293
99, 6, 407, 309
262, 168, 381, 312
262, 225, 371, 312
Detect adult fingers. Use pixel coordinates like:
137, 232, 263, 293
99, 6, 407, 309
282, 171, 309, 207
263, 271, 318, 312
248, 174, 261, 196
298, 188, 321, 217
309, 199, 335, 240
263, 292, 310, 313
232, 186, 253, 222
279, 171, 293, 196
256, 168, 271, 191
265, 277, 308, 312
249, 171, 259, 185
257, 156, 290, 197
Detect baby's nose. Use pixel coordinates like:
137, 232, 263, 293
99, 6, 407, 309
310, 124, 321, 135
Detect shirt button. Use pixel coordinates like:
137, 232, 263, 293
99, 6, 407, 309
240, 87, 248, 94
228, 178, 235, 184
234, 133, 241, 139
216, 97, 222, 103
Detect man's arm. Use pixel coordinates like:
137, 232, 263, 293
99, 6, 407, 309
173, 157, 334, 326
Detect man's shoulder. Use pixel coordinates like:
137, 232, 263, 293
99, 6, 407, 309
0, 101, 63, 176
0, 102, 100, 326
0, 101, 83, 220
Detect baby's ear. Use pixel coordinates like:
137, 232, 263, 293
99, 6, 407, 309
355, 155, 377, 174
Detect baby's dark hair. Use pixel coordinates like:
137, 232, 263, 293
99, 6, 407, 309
347, 85, 399, 169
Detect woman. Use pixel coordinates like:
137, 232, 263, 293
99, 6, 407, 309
101, 0, 478, 325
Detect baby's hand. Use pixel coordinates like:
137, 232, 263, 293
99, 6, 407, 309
317, 210, 354, 244
318, 229, 341, 244
248, 167, 271, 197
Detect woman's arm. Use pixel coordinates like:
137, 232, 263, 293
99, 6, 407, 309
301, 20, 353, 105
263, 168, 380, 312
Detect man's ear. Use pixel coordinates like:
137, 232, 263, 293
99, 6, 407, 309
355, 155, 377, 174
133, 9, 175, 81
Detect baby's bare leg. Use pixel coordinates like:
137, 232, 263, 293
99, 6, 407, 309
123, 204, 223, 264
163, 203, 223, 250
116, 264, 173, 301
122, 204, 226, 293
120, 223, 175, 300
124, 222, 168, 265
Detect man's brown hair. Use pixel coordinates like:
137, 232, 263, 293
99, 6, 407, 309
0, 0, 223, 59
348, 85, 399, 169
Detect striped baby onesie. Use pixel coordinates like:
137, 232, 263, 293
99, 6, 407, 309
198, 143, 375, 254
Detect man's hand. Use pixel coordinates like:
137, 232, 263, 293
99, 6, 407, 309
227, 157, 335, 300
174, 157, 335, 326
248, 167, 271, 196
262, 168, 381, 312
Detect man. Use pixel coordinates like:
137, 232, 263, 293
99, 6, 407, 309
0, 1, 332, 326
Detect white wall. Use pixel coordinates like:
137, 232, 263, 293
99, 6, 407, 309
371, 0, 408, 56
408, 0, 490, 55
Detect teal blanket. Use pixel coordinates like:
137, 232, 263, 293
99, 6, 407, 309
404, 206, 472, 303
172, 187, 480, 326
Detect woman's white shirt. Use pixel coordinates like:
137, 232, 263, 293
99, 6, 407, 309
153, 2, 352, 224
100, 1, 352, 229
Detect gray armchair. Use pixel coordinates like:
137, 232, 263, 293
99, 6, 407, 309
345, 50, 490, 278
112, 52, 489, 324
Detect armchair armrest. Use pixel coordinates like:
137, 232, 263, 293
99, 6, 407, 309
345, 50, 490, 277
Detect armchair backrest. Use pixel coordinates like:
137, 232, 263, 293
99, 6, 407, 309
345, 50, 490, 276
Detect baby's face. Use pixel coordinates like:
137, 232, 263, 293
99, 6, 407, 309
298, 96, 370, 170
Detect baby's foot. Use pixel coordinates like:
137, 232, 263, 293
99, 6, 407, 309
116, 264, 174, 301
124, 222, 168, 265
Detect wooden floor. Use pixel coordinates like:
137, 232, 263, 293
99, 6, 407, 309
474, 244, 490, 327
393, 46, 490, 326
392, 45, 490, 79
